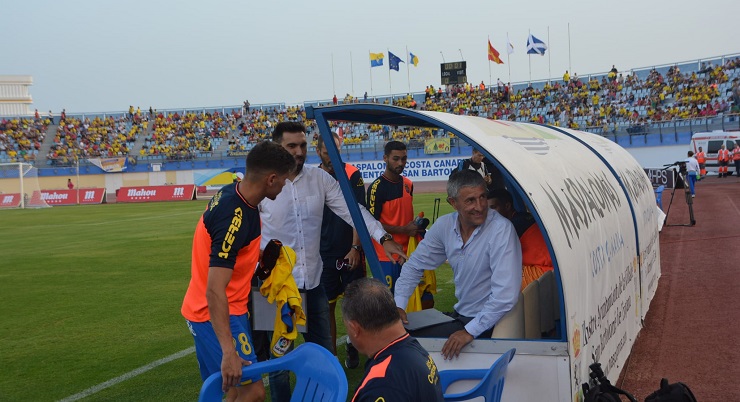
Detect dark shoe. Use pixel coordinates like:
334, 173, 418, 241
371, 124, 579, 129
345, 343, 360, 369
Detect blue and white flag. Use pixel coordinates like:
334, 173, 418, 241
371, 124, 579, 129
526, 34, 548, 55
388, 51, 404, 71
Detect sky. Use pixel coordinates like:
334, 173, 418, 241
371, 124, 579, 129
2, 0, 738, 114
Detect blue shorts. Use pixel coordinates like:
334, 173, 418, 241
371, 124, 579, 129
186, 314, 260, 384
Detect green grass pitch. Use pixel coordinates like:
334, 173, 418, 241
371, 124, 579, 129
0, 193, 455, 401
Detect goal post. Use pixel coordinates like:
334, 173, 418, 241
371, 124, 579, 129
0, 162, 51, 209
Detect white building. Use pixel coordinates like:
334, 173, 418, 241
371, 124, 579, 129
0, 75, 33, 116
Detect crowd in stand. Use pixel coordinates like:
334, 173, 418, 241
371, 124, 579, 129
4, 57, 739, 165
0, 116, 48, 162
140, 110, 239, 160
47, 114, 140, 166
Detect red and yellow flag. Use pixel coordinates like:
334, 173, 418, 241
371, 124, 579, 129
488, 40, 504, 64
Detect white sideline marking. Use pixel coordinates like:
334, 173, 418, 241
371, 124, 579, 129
59, 336, 352, 400
57, 347, 195, 402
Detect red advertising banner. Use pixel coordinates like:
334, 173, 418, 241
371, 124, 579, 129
32, 188, 107, 206
116, 185, 196, 203
0, 193, 21, 208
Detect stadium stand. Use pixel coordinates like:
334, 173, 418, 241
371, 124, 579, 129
3, 54, 739, 167
0, 117, 48, 163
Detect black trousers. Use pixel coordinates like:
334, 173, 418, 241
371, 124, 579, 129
408, 310, 493, 339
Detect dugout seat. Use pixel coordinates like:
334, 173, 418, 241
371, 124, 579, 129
439, 348, 516, 402
523, 280, 541, 339
491, 293, 524, 339
537, 270, 556, 336
198, 343, 347, 402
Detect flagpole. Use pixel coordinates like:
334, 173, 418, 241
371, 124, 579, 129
406, 45, 411, 94
331, 53, 336, 97
388, 49, 392, 98
568, 23, 572, 73
487, 36, 492, 87
528, 30, 532, 83
547, 25, 552, 82
369, 50, 373, 97
350, 52, 355, 97
507, 32, 512, 84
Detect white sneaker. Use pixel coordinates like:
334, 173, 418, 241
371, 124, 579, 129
692, 194, 695, 198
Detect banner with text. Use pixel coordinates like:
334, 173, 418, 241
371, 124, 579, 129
117, 184, 197, 203
34, 188, 106, 205
425, 114, 647, 399
346, 156, 464, 182
89, 157, 127, 173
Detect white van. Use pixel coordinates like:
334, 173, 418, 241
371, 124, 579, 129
691, 131, 740, 175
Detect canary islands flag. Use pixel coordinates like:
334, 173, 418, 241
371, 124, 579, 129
370, 52, 384, 67
409, 52, 419, 67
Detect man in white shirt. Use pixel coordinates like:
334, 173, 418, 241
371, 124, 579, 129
259, 121, 406, 402
684, 151, 700, 198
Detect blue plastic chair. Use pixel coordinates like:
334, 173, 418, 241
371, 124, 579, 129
198, 343, 348, 402
438, 348, 516, 402
655, 185, 665, 210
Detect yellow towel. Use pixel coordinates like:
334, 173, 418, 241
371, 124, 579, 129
405, 236, 437, 312
259, 246, 306, 357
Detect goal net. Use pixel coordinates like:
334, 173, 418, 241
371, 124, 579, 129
0, 163, 51, 209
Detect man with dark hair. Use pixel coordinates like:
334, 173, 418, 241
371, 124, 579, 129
343, 278, 444, 402
181, 141, 295, 402
367, 140, 418, 293
259, 122, 406, 402
452, 149, 504, 192
488, 189, 553, 290
395, 170, 522, 359
316, 132, 366, 368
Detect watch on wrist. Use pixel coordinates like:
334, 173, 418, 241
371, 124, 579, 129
351, 244, 362, 251
379, 233, 394, 245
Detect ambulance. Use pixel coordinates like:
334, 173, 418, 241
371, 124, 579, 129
307, 104, 661, 401
690, 130, 740, 175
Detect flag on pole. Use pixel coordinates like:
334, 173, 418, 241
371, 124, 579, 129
389, 51, 403, 71
488, 40, 504, 64
409, 52, 419, 67
526, 34, 548, 55
370, 52, 384, 67
507, 34, 514, 54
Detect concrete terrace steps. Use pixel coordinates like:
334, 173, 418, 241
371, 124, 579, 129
36, 122, 59, 165
129, 120, 154, 157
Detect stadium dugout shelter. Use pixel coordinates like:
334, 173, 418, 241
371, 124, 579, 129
307, 104, 661, 401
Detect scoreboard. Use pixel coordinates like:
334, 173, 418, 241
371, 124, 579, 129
440, 61, 467, 85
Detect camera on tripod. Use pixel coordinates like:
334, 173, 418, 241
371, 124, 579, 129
663, 160, 687, 177
661, 160, 696, 227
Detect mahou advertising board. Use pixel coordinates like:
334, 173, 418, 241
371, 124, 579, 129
116, 185, 197, 203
